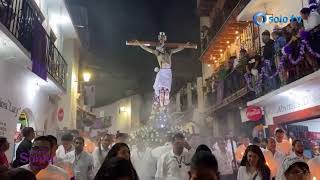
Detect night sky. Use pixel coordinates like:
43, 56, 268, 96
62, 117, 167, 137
67, 0, 201, 106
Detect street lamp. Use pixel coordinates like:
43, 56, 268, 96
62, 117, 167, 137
119, 106, 127, 113
83, 72, 91, 82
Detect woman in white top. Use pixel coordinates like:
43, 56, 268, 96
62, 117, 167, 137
237, 145, 271, 180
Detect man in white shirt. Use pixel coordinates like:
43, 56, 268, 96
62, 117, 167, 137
151, 134, 174, 160
155, 133, 192, 180
20, 136, 69, 180
47, 135, 75, 179
131, 140, 153, 180
290, 139, 309, 162
274, 129, 292, 156
213, 138, 235, 180
72, 137, 94, 180
308, 154, 320, 179
301, 7, 320, 31
56, 133, 74, 162
263, 137, 285, 179
92, 134, 113, 174
115, 132, 130, 144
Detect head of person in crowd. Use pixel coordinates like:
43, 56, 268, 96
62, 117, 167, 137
116, 133, 129, 144
29, 136, 52, 172
7, 168, 36, 180
94, 157, 138, 180
106, 143, 131, 161
271, 30, 281, 40
217, 138, 227, 152
252, 137, 261, 147
300, 7, 311, 20
290, 17, 301, 30
240, 49, 248, 59
61, 133, 74, 151
292, 140, 304, 157
189, 150, 220, 180
0, 137, 9, 153
260, 138, 268, 149
46, 135, 58, 160
195, 144, 212, 154
241, 135, 250, 147
262, 30, 271, 44
172, 133, 186, 156
101, 134, 113, 150
74, 137, 85, 154
275, 128, 285, 143
267, 137, 277, 153
240, 145, 270, 179
22, 127, 35, 141
281, 157, 310, 180
312, 144, 320, 157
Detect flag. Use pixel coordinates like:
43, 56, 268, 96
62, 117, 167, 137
84, 85, 95, 106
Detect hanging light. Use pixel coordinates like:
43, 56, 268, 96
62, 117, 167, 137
228, 45, 231, 48
236, 36, 240, 39
235, 31, 239, 34
207, 64, 211, 67
82, 72, 91, 82
220, 49, 223, 52
226, 41, 230, 44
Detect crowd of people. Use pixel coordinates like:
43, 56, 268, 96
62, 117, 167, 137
204, 1, 320, 102
0, 126, 319, 180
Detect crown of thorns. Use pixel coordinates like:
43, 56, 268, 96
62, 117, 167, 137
158, 32, 167, 40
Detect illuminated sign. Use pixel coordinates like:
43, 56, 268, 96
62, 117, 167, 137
253, 12, 302, 26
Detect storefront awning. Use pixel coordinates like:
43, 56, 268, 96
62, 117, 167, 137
247, 70, 320, 107
237, 0, 306, 21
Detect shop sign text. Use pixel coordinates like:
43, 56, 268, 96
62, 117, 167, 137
0, 98, 21, 117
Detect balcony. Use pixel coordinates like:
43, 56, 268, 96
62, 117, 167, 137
205, 28, 320, 113
200, 0, 251, 56
0, 0, 67, 90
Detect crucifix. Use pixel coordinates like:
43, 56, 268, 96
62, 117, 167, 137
126, 32, 197, 108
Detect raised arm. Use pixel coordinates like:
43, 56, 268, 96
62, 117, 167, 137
135, 40, 155, 54
170, 42, 190, 54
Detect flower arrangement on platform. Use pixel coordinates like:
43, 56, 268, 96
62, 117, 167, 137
129, 125, 192, 146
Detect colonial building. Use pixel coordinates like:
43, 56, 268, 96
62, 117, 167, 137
0, 0, 81, 159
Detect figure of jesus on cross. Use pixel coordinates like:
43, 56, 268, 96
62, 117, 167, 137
127, 32, 197, 108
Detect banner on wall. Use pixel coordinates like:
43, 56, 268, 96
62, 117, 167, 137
240, 106, 263, 122
84, 85, 95, 107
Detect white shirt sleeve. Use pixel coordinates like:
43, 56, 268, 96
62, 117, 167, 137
92, 148, 102, 172
88, 154, 95, 180
155, 154, 165, 180
237, 166, 245, 180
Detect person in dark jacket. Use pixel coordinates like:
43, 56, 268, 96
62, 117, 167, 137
12, 127, 35, 168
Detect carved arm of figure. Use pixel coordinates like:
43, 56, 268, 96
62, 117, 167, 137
134, 40, 155, 54
170, 42, 190, 54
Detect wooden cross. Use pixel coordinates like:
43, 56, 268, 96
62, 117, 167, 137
126, 40, 197, 49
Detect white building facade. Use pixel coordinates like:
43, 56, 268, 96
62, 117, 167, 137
0, 0, 80, 159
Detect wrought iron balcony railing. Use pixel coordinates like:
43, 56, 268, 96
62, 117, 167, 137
0, 0, 67, 90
